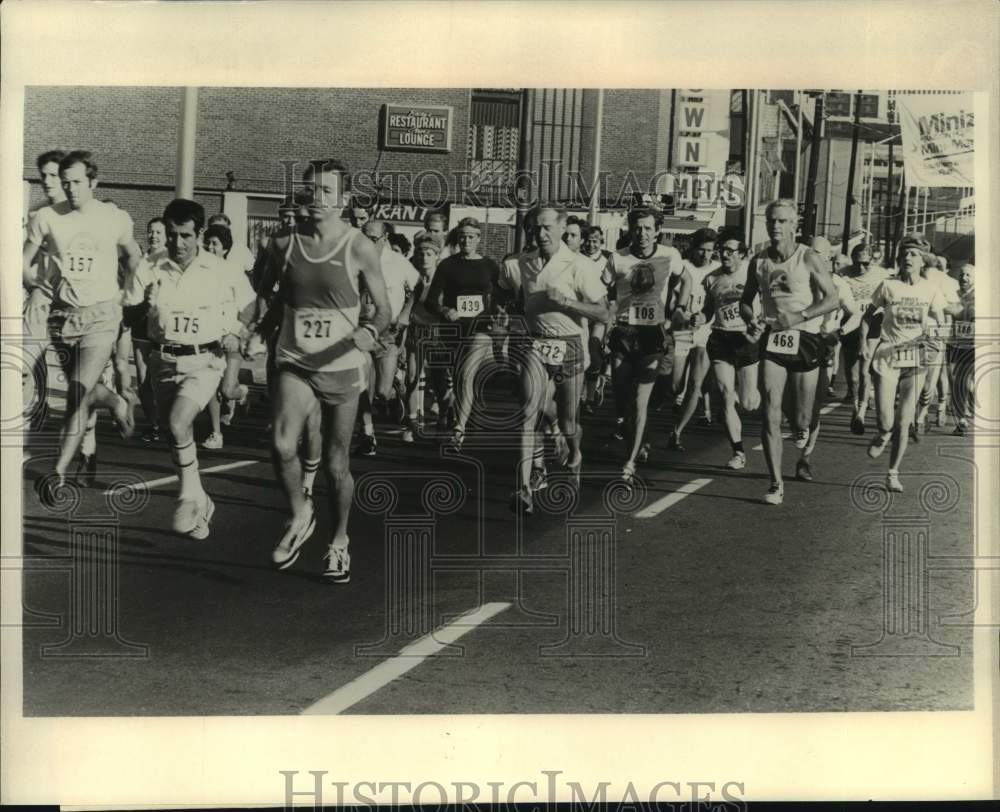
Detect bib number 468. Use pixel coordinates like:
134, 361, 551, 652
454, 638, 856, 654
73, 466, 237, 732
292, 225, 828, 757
767, 329, 799, 355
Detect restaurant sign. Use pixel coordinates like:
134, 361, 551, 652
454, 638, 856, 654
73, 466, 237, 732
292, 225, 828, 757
380, 104, 453, 153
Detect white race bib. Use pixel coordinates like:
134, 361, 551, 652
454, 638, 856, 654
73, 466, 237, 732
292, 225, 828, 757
532, 338, 567, 365
627, 303, 660, 326
455, 294, 484, 317
927, 324, 951, 341
294, 308, 346, 351
767, 329, 800, 355
718, 301, 743, 329
164, 305, 219, 343
891, 343, 923, 369
63, 252, 96, 280
953, 321, 974, 339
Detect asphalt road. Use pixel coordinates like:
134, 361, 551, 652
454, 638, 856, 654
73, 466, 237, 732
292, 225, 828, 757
19, 373, 975, 715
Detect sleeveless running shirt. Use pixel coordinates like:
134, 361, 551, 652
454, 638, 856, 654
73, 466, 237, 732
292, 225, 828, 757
704, 263, 752, 332
755, 243, 823, 333
276, 228, 366, 372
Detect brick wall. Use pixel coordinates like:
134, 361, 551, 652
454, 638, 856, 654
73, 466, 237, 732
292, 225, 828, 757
600, 90, 662, 205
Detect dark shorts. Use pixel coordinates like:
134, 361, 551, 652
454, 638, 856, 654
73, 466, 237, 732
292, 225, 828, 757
277, 362, 367, 406
839, 326, 862, 360
761, 328, 828, 373
122, 303, 149, 341
706, 329, 760, 369
868, 311, 884, 341
609, 323, 667, 362
586, 335, 605, 376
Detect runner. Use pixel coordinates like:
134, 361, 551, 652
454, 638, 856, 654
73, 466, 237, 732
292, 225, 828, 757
563, 215, 586, 253
914, 253, 961, 436
135, 198, 256, 537
423, 217, 500, 451
355, 219, 420, 455
580, 224, 613, 415
864, 235, 950, 493
946, 263, 976, 436
606, 207, 683, 483
25, 151, 143, 506
22, 150, 67, 437
739, 199, 840, 506
206, 212, 256, 277
258, 159, 390, 581
347, 201, 371, 230
701, 229, 761, 470
668, 228, 719, 452
836, 243, 890, 434
500, 204, 609, 512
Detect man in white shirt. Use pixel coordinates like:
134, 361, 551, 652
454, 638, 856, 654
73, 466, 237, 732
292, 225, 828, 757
24, 150, 143, 506
139, 199, 256, 538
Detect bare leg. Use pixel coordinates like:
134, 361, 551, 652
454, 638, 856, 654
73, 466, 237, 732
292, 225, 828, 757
321, 394, 363, 543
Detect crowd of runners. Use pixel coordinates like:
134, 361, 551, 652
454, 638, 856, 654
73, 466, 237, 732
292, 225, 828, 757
22, 150, 978, 581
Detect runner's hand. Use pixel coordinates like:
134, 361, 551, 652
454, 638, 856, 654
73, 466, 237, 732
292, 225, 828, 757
746, 319, 763, 340
221, 334, 241, 354
351, 326, 378, 352
545, 289, 569, 309
691, 312, 707, 328
776, 310, 802, 330
242, 333, 267, 359
442, 308, 461, 322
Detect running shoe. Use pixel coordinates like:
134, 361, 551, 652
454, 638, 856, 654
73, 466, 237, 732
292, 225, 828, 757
111, 391, 136, 439
322, 542, 351, 584
952, 421, 968, 436
75, 453, 98, 488
826, 384, 836, 398
850, 414, 865, 435
202, 432, 224, 450
793, 428, 810, 449
357, 433, 377, 457
726, 451, 747, 471
173, 497, 205, 534
620, 461, 636, 487
885, 471, 904, 493
637, 442, 650, 463
936, 410, 949, 429
272, 502, 317, 569
795, 458, 813, 482
610, 418, 626, 442
553, 432, 570, 466
696, 415, 713, 428
401, 418, 417, 444
187, 496, 216, 541
762, 483, 784, 505
528, 466, 549, 492
141, 426, 161, 443
446, 428, 464, 453
668, 430, 685, 452
867, 432, 890, 459
508, 486, 534, 515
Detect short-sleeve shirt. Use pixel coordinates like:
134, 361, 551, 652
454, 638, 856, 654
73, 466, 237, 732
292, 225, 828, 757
143, 248, 255, 345
840, 265, 891, 332
499, 243, 607, 337
681, 259, 719, 315
608, 244, 683, 324
379, 246, 421, 321
822, 273, 857, 334
27, 199, 134, 307
871, 277, 946, 347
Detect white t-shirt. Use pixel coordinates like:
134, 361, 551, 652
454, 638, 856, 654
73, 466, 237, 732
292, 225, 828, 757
380, 247, 421, 321
27, 199, 134, 307
871, 277, 946, 347
227, 242, 257, 275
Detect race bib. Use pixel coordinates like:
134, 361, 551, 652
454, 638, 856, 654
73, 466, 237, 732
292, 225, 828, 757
63, 252, 96, 279
532, 338, 567, 365
294, 308, 344, 350
767, 329, 800, 355
456, 294, 484, 317
164, 305, 218, 343
627, 303, 660, 326
891, 343, 922, 369
718, 302, 743, 329
953, 321, 974, 339
927, 324, 951, 341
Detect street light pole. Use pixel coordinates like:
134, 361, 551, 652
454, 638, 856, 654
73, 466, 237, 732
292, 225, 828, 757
802, 92, 824, 242
841, 90, 862, 255
176, 86, 198, 198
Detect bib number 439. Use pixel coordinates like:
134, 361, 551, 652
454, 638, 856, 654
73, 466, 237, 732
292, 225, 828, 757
767, 329, 800, 355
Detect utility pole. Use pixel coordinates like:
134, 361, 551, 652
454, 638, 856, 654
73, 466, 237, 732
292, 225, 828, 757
884, 137, 894, 259
514, 88, 532, 252
175, 87, 198, 198
841, 90, 862, 255
588, 89, 605, 223
801, 92, 824, 242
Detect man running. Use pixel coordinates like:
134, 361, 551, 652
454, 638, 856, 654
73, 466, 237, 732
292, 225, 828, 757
258, 160, 390, 582
838, 243, 890, 434
563, 215, 586, 253
701, 229, 761, 470
24, 151, 143, 506
424, 217, 500, 450
946, 263, 976, 436
500, 204, 609, 512
580, 224, 614, 415
135, 198, 256, 537
606, 207, 683, 483
740, 199, 839, 505
914, 253, 961, 435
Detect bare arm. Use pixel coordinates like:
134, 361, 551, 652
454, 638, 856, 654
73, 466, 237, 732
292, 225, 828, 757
22, 239, 42, 289
351, 233, 391, 337
740, 258, 760, 325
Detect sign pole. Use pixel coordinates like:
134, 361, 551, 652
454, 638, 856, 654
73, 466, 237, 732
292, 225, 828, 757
802, 92, 824, 242
588, 89, 605, 224
175, 86, 198, 198
841, 90, 863, 255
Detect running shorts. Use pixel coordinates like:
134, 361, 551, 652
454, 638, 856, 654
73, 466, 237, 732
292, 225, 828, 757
870, 339, 927, 382
839, 326, 862, 362
276, 362, 368, 406
586, 335, 605, 376
867, 311, 884, 341
48, 300, 122, 356
760, 327, 826, 373
150, 346, 227, 413
609, 323, 668, 361
121, 302, 149, 340
513, 333, 586, 382
706, 329, 760, 369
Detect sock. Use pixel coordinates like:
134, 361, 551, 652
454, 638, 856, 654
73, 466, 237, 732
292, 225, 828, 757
731, 440, 744, 454
301, 457, 321, 493
171, 441, 204, 501
81, 425, 97, 457
362, 415, 374, 435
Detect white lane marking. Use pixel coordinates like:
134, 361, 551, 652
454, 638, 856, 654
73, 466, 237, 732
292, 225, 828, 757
634, 478, 712, 518
103, 459, 263, 494
751, 401, 843, 450
302, 602, 512, 715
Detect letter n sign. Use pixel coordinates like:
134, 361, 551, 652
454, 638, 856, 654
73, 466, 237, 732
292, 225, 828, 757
677, 136, 707, 168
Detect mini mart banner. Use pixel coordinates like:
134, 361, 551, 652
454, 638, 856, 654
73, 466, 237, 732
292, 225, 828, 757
897, 93, 974, 187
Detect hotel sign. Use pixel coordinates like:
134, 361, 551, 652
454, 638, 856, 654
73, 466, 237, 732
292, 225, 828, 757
380, 104, 453, 153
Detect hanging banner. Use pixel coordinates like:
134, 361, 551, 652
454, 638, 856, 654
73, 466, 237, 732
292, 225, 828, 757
897, 93, 974, 187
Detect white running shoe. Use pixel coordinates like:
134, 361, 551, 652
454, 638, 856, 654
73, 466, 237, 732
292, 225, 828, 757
188, 496, 216, 540
726, 451, 747, 470
202, 432, 224, 450
271, 502, 317, 570
762, 483, 784, 505
323, 542, 351, 584
886, 471, 904, 493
